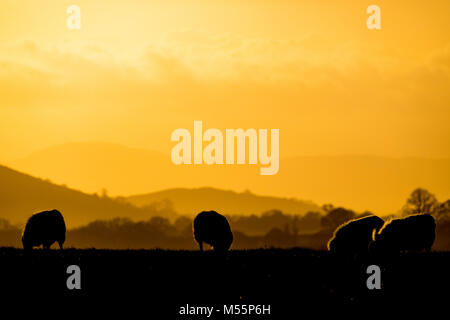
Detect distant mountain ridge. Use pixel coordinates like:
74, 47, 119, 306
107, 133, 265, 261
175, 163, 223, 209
0, 164, 166, 228
126, 187, 321, 216
0, 165, 322, 228
7, 142, 450, 214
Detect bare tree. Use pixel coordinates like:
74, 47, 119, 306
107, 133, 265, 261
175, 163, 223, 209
403, 188, 438, 215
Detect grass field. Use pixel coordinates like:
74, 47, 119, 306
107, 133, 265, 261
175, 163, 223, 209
0, 248, 448, 315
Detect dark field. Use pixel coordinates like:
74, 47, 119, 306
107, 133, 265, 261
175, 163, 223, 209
0, 248, 449, 316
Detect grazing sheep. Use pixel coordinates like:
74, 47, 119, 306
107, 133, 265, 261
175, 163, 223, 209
22, 209, 66, 250
370, 213, 436, 254
193, 211, 233, 252
327, 215, 384, 257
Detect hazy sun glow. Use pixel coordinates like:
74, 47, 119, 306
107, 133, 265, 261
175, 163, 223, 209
1, 0, 449, 214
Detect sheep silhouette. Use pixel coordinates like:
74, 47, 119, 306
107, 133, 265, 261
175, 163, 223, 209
193, 211, 233, 252
327, 215, 384, 258
22, 209, 66, 250
370, 213, 436, 255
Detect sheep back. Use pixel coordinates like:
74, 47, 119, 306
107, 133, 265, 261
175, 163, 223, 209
327, 215, 384, 256
22, 209, 66, 250
372, 213, 436, 254
193, 211, 233, 252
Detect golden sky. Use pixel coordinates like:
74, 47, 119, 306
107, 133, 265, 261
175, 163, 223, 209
0, 1, 449, 190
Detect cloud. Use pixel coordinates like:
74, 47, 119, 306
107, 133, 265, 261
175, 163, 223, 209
0, 36, 449, 159
0, 36, 448, 117
3, 35, 449, 88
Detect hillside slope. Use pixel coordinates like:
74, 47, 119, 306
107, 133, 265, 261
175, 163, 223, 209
126, 187, 321, 216
0, 165, 321, 228
0, 165, 164, 227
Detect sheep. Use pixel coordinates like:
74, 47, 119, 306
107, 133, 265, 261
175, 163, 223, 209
193, 211, 233, 252
22, 209, 66, 250
327, 215, 384, 258
370, 213, 436, 255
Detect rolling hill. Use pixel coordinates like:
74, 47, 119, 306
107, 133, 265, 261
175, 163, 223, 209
0, 164, 166, 228
8, 142, 450, 214
0, 164, 322, 228
126, 187, 321, 216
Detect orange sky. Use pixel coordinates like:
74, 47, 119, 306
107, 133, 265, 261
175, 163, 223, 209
0, 1, 449, 204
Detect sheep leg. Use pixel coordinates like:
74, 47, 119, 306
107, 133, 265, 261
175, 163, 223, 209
58, 241, 64, 250
199, 242, 203, 251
